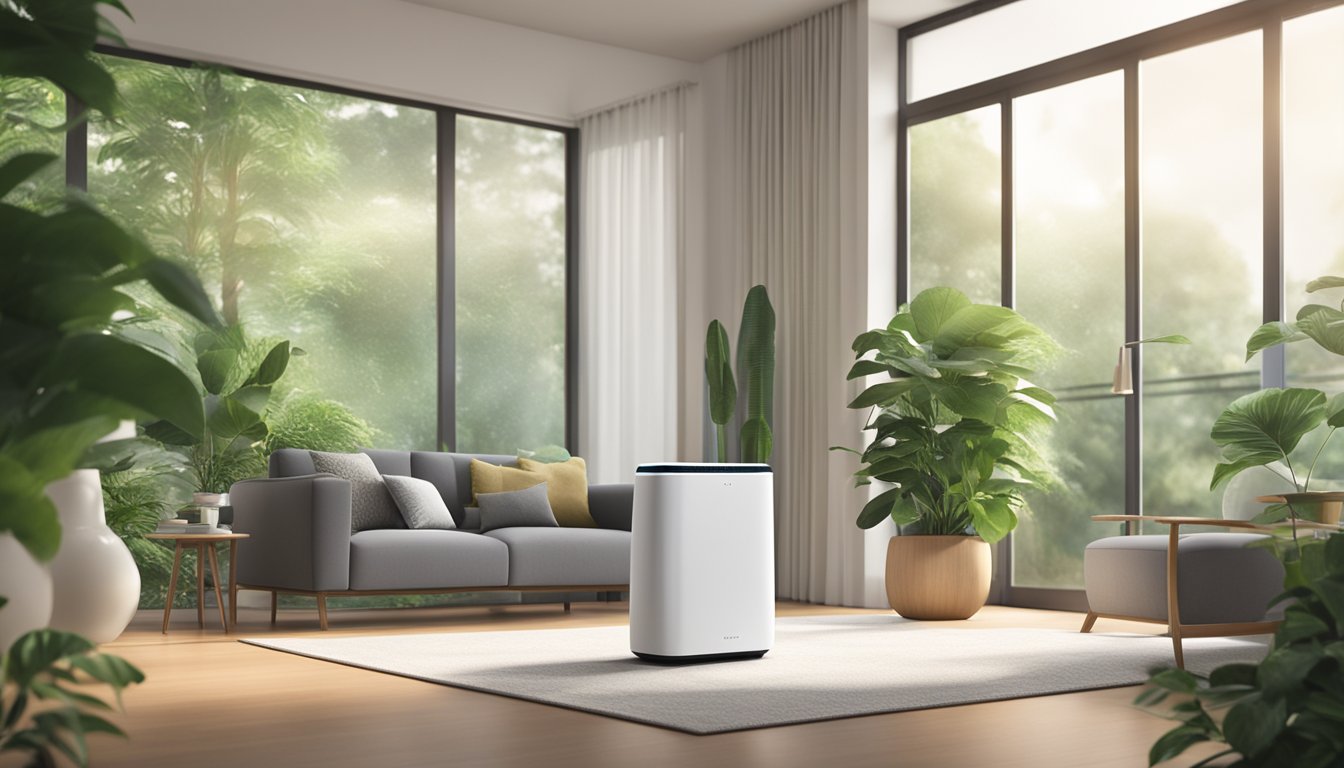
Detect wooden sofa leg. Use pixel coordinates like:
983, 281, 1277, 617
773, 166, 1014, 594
563, 600, 571, 614
1080, 611, 1098, 633
317, 594, 329, 630
270, 591, 278, 625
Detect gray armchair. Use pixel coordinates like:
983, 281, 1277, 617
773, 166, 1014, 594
1080, 465, 1301, 668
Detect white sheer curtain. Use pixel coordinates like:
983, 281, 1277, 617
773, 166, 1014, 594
724, 2, 876, 605
578, 85, 690, 483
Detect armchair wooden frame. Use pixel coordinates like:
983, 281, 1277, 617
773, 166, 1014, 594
1082, 515, 1338, 668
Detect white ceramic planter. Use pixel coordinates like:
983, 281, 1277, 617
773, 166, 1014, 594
46, 470, 141, 644
0, 533, 54, 651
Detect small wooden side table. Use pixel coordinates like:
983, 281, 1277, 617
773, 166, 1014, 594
146, 533, 250, 634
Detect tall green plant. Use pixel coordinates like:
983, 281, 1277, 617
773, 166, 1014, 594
705, 320, 736, 463
0, 0, 221, 561
836, 287, 1059, 543
737, 285, 775, 463
703, 285, 775, 463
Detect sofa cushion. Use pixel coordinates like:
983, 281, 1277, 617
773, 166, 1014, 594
517, 457, 596, 528
349, 530, 509, 590
409, 451, 462, 526
270, 448, 316, 478
310, 451, 404, 532
484, 527, 630, 586
384, 475, 456, 530
468, 458, 546, 505
478, 483, 558, 532
1084, 533, 1285, 625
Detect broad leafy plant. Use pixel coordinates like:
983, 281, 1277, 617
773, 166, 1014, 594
1211, 276, 1344, 524
0, 0, 220, 561
0, 597, 146, 768
703, 285, 775, 463
836, 287, 1059, 544
146, 325, 295, 493
1138, 532, 1344, 767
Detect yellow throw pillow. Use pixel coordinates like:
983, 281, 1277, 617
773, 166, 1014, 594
469, 459, 545, 505
517, 457, 596, 528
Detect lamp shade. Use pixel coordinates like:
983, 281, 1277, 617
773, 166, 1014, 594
1111, 345, 1134, 395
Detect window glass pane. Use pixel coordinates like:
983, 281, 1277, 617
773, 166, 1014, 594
89, 57, 438, 449
907, 0, 1239, 102
908, 104, 1000, 305
1141, 33, 1262, 523
1284, 6, 1344, 482
0, 77, 65, 208
1011, 72, 1125, 589
455, 115, 567, 453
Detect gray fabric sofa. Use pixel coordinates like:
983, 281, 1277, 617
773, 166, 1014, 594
229, 449, 633, 629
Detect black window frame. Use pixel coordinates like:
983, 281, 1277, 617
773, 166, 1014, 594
68, 44, 580, 454
896, 0, 1343, 610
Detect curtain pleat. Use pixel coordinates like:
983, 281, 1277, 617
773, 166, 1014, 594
727, 2, 870, 605
579, 86, 690, 483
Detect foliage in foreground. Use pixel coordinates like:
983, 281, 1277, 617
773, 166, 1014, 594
0, 598, 145, 767
1138, 532, 1344, 767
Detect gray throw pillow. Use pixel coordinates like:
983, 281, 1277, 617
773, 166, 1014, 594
477, 483, 558, 532
384, 475, 456, 530
462, 507, 482, 531
309, 451, 404, 532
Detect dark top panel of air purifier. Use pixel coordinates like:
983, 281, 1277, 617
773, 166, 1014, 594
636, 464, 772, 474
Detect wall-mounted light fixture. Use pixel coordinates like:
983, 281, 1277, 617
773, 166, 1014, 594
1112, 335, 1192, 395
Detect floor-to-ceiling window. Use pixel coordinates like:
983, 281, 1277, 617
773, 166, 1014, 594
899, 0, 1342, 606
55, 49, 575, 455
1012, 72, 1125, 589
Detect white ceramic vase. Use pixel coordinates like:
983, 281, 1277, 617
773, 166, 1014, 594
46, 469, 141, 644
0, 533, 54, 652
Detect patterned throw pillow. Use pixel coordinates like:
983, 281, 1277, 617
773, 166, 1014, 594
309, 451, 404, 532
517, 457, 596, 528
383, 475, 456, 530
477, 483, 559, 532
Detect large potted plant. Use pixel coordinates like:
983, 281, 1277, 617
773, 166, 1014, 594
1210, 276, 1344, 527
836, 287, 1059, 619
704, 284, 776, 463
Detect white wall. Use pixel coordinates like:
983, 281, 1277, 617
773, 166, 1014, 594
118, 0, 701, 124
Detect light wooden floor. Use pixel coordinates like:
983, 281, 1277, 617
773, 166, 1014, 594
67, 600, 1229, 768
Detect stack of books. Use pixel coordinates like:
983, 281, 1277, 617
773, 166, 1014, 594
155, 519, 218, 534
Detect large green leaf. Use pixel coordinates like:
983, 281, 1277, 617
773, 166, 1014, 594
246, 340, 291, 387
1298, 309, 1344, 357
848, 379, 918, 410
206, 396, 265, 443
0, 152, 57, 199
909, 286, 970, 341
846, 359, 894, 380
704, 319, 736, 426
1209, 388, 1325, 487
1306, 276, 1344, 293
195, 348, 238, 396
857, 486, 902, 529
5, 629, 94, 688
136, 258, 220, 329
740, 417, 772, 464
737, 284, 775, 462
1222, 694, 1286, 758
45, 333, 205, 440
1246, 322, 1307, 361
930, 304, 1022, 355
0, 455, 62, 561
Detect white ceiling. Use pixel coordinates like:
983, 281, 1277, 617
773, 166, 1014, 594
401, 0, 973, 62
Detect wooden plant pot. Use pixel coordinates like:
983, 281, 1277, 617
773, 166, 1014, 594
885, 535, 991, 620
1256, 492, 1344, 525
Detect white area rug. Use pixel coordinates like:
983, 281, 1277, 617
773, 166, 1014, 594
242, 615, 1267, 734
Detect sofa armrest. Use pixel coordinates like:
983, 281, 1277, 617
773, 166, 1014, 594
229, 473, 352, 592
589, 483, 634, 531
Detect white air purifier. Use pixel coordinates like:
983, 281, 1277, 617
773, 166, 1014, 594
629, 463, 775, 663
